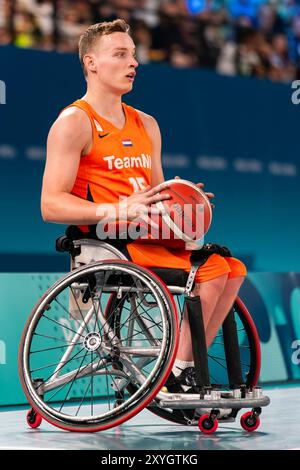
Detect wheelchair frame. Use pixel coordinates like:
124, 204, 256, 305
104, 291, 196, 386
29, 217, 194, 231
19, 237, 270, 434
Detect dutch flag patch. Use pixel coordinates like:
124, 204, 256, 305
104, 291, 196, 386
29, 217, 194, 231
122, 139, 133, 147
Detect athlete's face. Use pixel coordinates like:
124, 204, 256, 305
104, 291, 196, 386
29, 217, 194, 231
87, 32, 138, 94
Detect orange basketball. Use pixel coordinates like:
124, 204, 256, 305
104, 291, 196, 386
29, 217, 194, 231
137, 179, 213, 248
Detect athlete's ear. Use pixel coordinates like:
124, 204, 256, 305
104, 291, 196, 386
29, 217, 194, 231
84, 54, 97, 74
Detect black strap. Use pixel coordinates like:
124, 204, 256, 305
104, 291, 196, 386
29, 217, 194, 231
190, 243, 232, 264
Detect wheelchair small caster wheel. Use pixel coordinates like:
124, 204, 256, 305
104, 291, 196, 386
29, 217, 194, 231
198, 414, 218, 434
26, 408, 42, 429
240, 411, 260, 432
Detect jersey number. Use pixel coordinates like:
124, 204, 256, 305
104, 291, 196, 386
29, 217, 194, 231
129, 177, 147, 193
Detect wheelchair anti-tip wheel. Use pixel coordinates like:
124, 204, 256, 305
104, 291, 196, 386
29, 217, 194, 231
19, 260, 180, 432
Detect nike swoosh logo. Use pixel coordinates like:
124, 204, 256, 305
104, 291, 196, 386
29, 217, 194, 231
98, 133, 109, 138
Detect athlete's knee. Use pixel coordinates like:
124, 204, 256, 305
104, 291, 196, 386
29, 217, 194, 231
225, 258, 247, 279
192, 273, 229, 295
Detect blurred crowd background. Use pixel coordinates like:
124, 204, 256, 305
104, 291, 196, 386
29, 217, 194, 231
1, 0, 300, 82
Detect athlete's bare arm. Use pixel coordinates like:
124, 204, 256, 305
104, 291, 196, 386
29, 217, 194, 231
41, 107, 101, 224
42, 108, 170, 225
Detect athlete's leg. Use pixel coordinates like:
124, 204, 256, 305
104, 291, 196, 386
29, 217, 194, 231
205, 257, 247, 347
205, 275, 245, 348
176, 274, 228, 361
175, 256, 246, 362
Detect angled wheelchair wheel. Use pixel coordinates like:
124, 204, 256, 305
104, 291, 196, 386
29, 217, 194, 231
19, 260, 180, 432
106, 294, 261, 426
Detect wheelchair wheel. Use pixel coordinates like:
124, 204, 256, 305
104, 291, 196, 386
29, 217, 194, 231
105, 294, 260, 426
19, 260, 180, 432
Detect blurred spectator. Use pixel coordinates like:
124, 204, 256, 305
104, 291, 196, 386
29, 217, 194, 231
92, 1, 117, 23
133, 0, 160, 27
14, 4, 42, 48
0, 0, 298, 82
236, 26, 262, 77
112, 0, 135, 24
132, 19, 152, 63
169, 43, 199, 67
0, 0, 10, 28
217, 26, 263, 77
151, 6, 183, 62
268, 32, 296, 81
26, 0, 54, 36
216, 39, 238, 75
57, 1, 93, 52
197, 22, 225, 68
289, 13, 300, 76
255, 4, 285, 39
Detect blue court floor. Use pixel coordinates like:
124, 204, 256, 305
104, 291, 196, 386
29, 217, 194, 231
0, 385, 299, 450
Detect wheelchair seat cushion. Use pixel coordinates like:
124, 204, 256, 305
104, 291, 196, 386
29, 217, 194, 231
148, 267, 189, 287
100, 267, 189, 288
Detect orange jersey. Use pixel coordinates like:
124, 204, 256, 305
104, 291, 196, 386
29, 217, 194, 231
61, 99, 246, 283
62, 99, 152, 233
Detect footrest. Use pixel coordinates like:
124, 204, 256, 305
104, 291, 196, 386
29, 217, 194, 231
155, 395, 270, 410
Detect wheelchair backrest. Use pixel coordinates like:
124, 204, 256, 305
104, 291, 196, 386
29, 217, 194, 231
72, 239, 128, 269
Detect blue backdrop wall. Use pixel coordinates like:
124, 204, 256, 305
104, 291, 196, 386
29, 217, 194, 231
0, 45, 299, 272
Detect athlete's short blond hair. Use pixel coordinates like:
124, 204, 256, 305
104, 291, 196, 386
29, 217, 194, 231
78, 19, 131, 78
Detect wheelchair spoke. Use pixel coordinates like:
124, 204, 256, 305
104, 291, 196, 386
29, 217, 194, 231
98, 287, 136, 339
133, 296, 164, 333
208, 354, 227, 362
69, 285, 91, 333
41, 313, 85, 339
30, 347, 86, 374
208, 354, 228, 371
140, 357, 156, 372
46, 374, 77, 402
98, 357, 129, 406
214, 327, 245, 339
112, 300, 163, 343
59, 350, 89, 412
75, 377, 92, 416
75, 353, 102, 416
33, 332, 82, 343
114, 323, 162, 347
54, 297, 89, 334
109, 368, 125, 397
120, 294, 162, 329
30, 341, 82, 354
208, 353, 250, 369
87, 277, 105, 335
209, 372, 225, 387
103, 358, 111, 411
49, 352, 97, 408
109, 300, 160, 345
91, 352, 94, 416
212, 341, 251, 348
115, 323, 163, 348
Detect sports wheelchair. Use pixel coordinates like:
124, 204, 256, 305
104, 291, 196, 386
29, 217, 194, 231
19, 233, 270, 434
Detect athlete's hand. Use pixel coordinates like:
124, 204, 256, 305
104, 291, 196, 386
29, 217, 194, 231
96, 185, 171, 230
174, 176, 215, 209
118, 184, 171, 222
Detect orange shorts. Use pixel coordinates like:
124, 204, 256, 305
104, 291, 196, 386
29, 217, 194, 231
127, 243, 247, 283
